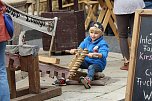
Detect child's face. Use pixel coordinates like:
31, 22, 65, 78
89, 27, 103, 42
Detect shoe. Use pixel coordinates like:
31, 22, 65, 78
80, 76, 91, 89
94, 72, 105, 80
52, 77, 66, 86
120, 63, 129, 71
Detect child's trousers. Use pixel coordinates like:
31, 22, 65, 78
80, 62, 103, 80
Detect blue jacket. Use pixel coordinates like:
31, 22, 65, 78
79, 36, 109, 70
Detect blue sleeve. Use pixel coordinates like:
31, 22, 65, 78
98, 42, 109, 59
79, 40, 86, 49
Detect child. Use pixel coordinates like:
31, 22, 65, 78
70, 22, 109, 89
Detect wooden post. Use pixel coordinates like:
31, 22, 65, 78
32, 0, 36, 15
74, 0, 78, 11
7, 59, 17, 98
20, 55, 41, 94
49, 35, 55, 56
36, 0, 40, 16
27, 55, 41, 93
58, 0, 62, 10
47, 0, 52, 12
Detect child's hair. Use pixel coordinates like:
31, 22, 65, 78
89, 22, 104, 36
90, 22, 104, 32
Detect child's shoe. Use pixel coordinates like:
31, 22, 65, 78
52, 77, 66, 86
94, 72, 105, 80
80, 76, 91, 89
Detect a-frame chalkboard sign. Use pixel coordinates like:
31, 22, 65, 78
125, 9, 152, 101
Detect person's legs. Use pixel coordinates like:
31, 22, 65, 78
116, 14, 134, 70
80, 64, 102, 89
116, 14, 130, 62
128, 13, 135, 39
0, 42, 10, 101
0, 96, 10, 101
79, 61, 89, 69
87, 64, 102, 80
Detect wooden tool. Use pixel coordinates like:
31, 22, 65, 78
68, 48, 88, 79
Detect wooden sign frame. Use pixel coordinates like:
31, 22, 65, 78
125, 9, 152, 101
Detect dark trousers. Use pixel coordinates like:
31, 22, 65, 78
115, 13, 134, 61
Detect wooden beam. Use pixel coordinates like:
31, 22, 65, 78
108, 17, 119, 39
39, 55, 60, 64
7, 59, 17, 98
85, 4, 98, 30
102, 9, 111, 31
11, 86, 62, 101
28, 55, 41, 94
104, 0, 116, 22
36, 0, 40, 16
98, 0, 105, 7
97, 5, 107, 23
47, 0, 52, 12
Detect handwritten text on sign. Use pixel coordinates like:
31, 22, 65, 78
135, 33, 152, 100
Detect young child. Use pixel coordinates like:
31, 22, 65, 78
70, 22, 109, 89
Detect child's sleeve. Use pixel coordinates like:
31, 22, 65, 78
98, 42, 109, 59
78, 40, 85, 49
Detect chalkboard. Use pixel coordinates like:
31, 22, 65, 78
125, 9, 152, 101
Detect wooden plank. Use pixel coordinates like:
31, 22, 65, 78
92, 4, 98, 21
102, 9, 111, 31
62, 1, 99, 8
104, 0, 116, 22
85, 4, 98, 30
83, 1, 99, 5
16, 87, 29, 97
98, 0, 105, 7
125, 10, 141, 101
39, 55, 60, 64
85, 6, 93, 30
28, 55, 41, 94
97, 5, 107, 23
11, 86, 62, 101
7, 59, 17, 98
108, 17, 119, 39
62, 1, 84, 8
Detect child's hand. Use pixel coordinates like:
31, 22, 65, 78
70, 49, 77, 54
86, 53, 94, 58
86, 53, 102, 58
